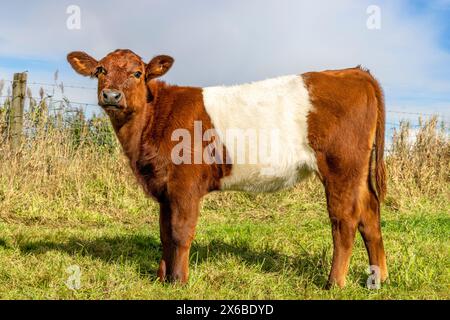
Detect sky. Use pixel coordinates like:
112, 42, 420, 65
0, 0, 449, 125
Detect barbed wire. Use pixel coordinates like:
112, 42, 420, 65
387, 110, 449, 117
1, 80, 447, 155
0, 96, 99, 108
1, 96, 449, 117
1, 80, 449, 114
2, 79, 97, 90
1, 82, 449, 132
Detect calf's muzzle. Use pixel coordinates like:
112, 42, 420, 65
100, 89, 123, 106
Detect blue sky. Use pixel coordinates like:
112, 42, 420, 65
407, 0, 450, 50
0, 0, 449, 125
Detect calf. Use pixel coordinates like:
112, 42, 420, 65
67, 49, 388, 288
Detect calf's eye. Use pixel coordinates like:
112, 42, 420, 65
134, 71, 142, 79
94, 66, 106, 78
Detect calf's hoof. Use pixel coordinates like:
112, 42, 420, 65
157, 260, 189, 284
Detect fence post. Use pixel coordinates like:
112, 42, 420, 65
9, 72, 27, 152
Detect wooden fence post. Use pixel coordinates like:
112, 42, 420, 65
9, 72, 27, 152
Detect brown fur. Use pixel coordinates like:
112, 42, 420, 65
68, 50, 231, 282
67, 50, 387, 288
304, 67, 387, 287
136, 82, 232, 282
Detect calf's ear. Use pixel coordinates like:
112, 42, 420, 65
67, 51, 98, 77
146, 55, 174, 80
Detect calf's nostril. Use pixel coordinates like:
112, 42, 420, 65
114, 92, 122, 101
102, 91, 109, 100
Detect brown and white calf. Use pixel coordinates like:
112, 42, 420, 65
67, 49, 388, 288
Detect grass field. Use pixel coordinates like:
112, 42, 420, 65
0, 116, 448, 299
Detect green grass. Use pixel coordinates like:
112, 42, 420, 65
0, 178, 448, 300
1, 85, 449, 300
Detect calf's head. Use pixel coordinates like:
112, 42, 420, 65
67, 49, 174, 114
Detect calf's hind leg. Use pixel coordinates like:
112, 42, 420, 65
358, 190, 388, 282
324, 177, 360, 288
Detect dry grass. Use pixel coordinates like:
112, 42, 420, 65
385, 117, 450, 210
0, 102, 448, 299
1, 109, 447, 219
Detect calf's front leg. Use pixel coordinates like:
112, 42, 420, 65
157, 198, 199, 283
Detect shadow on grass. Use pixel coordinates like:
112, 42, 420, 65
11, 234, 329, 288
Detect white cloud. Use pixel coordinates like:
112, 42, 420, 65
0, 0, 449, 113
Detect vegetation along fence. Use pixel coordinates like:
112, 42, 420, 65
0, 72, 449, 156
0, 72, 116, 154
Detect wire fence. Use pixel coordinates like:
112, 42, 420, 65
0, 78, 449, 154
2, 79, 97, 90
0, 85, 116, 149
